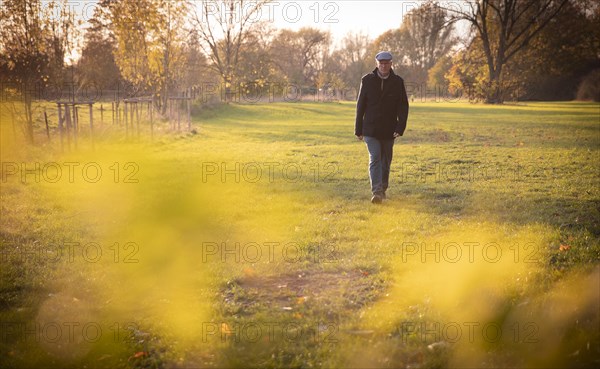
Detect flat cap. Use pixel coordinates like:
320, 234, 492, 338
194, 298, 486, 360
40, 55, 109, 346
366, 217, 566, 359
375, 51, 393, 61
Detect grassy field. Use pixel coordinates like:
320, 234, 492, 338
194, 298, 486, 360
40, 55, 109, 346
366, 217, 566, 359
1, 100, 599, 368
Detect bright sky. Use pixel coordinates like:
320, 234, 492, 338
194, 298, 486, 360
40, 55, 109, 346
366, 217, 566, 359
63, 0, 440, 60
69, 0, 419, 42
255, 0, 416, 45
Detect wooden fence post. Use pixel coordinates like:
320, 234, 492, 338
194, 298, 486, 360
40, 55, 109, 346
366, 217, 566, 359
187, 98, 191, 131
89, 103, 94, 150
150, 100, 154, 140
64, 104, 72, 150
73, 105, 78, 149
58, 103, 64, 151
44, 108, 50, 141
177, 100, 181, 131
124, 102, 128, 138
135, 102, 140, 140
130, 101, 134, 139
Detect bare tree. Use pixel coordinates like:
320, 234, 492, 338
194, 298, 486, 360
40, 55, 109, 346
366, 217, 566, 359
334, 32, 372, 88
445, 0, 569, 103
403, 1, 456, 72
190, 0, 270, 99
270, 28, 331, 86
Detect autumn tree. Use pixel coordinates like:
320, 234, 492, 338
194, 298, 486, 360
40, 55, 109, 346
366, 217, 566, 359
76, 5, 122, 95
235, 22, 277, 98
502, 0, 600, 100
100, 0, 189, 113
100, 0, 156, 95
445, 0, 569, 103
445, 40, 490, 101
374, 1, 456, 89
427, 55, 454, 95
0, 0, 75, 142
446, 0, 599, 101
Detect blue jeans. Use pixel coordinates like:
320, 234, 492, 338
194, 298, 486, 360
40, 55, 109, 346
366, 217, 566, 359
364, 136, 395, 195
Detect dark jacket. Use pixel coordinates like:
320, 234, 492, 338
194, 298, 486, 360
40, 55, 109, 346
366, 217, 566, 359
355, 68, 409, 139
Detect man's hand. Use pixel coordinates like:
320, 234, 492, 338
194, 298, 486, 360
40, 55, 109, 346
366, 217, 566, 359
356, 135, 364, 141
393, 132, 401, 138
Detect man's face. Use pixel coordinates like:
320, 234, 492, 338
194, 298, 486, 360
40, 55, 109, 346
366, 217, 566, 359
377, 60, 392, 75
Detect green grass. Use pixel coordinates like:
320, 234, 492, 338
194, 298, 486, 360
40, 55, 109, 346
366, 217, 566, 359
1, 100, 599, 368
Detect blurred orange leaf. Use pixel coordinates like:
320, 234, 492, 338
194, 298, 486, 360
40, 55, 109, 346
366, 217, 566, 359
221, 323, 233, 335
296, 296, 307, 304
559, 244, 571, 251
243, 268, 256, 278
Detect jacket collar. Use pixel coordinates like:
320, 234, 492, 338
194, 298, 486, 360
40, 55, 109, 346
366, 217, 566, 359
372, 68, 396, 78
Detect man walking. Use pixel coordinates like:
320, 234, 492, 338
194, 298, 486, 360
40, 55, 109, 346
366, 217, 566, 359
355, 51, 409, 204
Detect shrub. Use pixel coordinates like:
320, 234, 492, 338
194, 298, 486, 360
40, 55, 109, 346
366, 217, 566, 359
576, 69, 600, 102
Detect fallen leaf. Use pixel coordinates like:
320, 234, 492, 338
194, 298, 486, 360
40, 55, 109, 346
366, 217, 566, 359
221, 323, 234, 336
559, 244, 571, 251
243, 268, 256, 278
129, 351, 147, 361
428, 341, 449, 351
296, 296, 307, 304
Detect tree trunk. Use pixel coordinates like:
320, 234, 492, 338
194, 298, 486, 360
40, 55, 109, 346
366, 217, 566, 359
486, 74, 503, 104
161, 93, 168, 115
23, 90, 34, 144
484, 61, 504, 104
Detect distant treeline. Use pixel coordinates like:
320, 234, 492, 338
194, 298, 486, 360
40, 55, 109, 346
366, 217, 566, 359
1, 1, 598, 120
